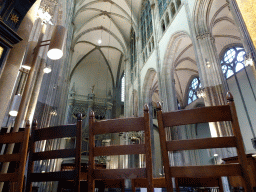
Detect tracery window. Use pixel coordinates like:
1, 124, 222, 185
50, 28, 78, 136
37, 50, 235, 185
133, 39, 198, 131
221, 47, 246, 79
170, 2, 176, 17
161, 20, 166, 32
188, 77, 201, 105
130, 28, 136, 70
165, 13, 170, 25
121, 74, 125, 102
158, 0, 168, 18
176, 0, 181, 8
141, 0, 153, 49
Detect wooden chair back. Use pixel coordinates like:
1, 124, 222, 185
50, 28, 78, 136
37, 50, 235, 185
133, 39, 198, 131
0, 123, 30, 192
88, 105, 153, 192
26, 114, 82, 192
156, 92, 253, 192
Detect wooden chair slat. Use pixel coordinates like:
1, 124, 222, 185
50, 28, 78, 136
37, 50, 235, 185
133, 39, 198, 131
101, 179, 125, 188
30, 171, 76, 182
93, 117, 145, 135
93, 168, 146, 180
176, 177, 222, 187
166, 136, 237, 151
32, 149, 76, 161
33, 125, 76, 141
0, 131, 24, 144
0, 153, 21, 162
162, 105, 232, 127
169, 164, 242, 178
94, 144, 146, 156
133, 178, 166, 188
0, 173, 18, 182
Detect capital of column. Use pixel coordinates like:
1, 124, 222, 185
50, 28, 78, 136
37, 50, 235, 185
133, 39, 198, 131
196, 32, 214, 41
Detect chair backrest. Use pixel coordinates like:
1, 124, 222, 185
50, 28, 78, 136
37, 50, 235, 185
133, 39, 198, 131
156, 92, 253, 192
26, 114, 82, 192
0, 123, 30, 192
88, 105, 153, 192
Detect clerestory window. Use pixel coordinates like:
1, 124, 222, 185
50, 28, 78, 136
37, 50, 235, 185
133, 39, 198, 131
221, 47, 246, 79
130, 28, 136, 70
158, 0, 168, 18
121, 74, 125, 102
188, 77, 201, 105
141, 0, 153, 49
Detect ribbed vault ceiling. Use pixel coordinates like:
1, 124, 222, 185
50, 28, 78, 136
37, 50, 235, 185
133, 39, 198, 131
71, 0, 143, 88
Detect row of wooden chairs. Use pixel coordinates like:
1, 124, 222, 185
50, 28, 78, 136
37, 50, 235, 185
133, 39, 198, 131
89, 92, 253, 192
0, 92, 253, 191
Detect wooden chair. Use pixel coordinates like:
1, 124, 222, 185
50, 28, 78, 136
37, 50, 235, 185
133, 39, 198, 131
25, 114, 82, 192
0, 123, 30, 192
156, 92, 254, 192
88, 105, 154, 192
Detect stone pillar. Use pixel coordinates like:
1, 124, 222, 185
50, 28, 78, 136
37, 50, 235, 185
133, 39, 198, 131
0, 0, 41, 127
195, 32, 236, 161
196, 32, 229, 136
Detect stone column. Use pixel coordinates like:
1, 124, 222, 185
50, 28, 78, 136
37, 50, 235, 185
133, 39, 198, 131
196, 32, 229, 135
195, 32, 237, 161
0, 0, 41, 127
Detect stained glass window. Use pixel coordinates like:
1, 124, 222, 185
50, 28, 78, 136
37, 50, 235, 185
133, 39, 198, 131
221, 47, 246, 79
171, 2, 176, 17
141, 1, 153, 49
130, 28, 136, 70
158, 0, 168, 18
188, 77, 201, 105
176, 0, 181, 8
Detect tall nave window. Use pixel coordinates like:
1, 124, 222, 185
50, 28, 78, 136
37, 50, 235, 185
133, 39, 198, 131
141, 0, 153, 49
188, 77, 201, 105
221, 47, 246, 79
121, 74, 125, 102
158, 0, 168, 18
130, 28, 136, 70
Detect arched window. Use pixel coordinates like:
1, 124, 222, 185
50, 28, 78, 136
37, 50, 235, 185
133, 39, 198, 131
188, 77, 201, 105
161, 20, 166, 32
158, 0, 168, 18
141, 0, 153, 49
151, 38, 154, 49
221, 47, 246, 79
171, 2, 176, 17
176, 0, 181, 8
130, 28, 136, 70
165, 13, 170, 25
177, 99, 181, 110
121, 74, 125, 102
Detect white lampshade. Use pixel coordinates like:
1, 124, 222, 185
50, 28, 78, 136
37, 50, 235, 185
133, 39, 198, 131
22, 41, 37, 70
43, 65, 52, 73
47, 25, 67, 60
9, 95, 22, 117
